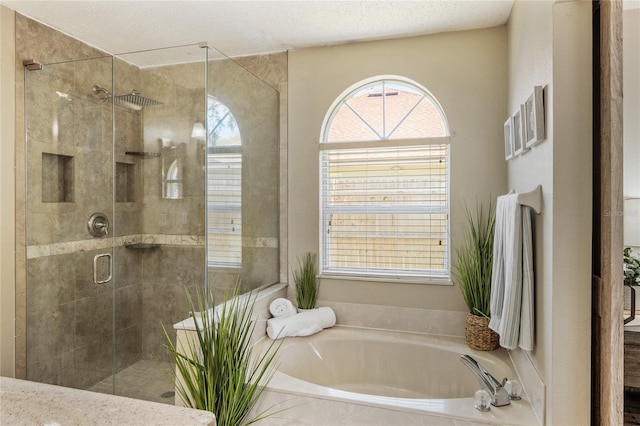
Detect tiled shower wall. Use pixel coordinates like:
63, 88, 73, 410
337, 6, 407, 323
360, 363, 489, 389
16, 13, 287, 385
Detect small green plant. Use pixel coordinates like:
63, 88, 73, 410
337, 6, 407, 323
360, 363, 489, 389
452, 201, 496, 318
293, 252, 319, 309
163, 289, 281, 426
624, 247, 640, 287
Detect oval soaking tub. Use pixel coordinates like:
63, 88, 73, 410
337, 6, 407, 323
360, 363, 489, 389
251, 326, 540, 426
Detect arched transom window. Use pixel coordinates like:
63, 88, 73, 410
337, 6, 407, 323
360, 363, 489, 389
319, 77, 450, 281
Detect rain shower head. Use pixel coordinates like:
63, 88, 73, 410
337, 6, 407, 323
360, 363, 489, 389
114, 90, 163, 108
91, 85, 163, 111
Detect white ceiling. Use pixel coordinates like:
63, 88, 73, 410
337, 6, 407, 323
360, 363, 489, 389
2, 0, 516, 66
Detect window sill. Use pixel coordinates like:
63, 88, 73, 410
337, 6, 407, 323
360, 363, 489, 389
319, 273, 453, 286
207, 265, 241, 270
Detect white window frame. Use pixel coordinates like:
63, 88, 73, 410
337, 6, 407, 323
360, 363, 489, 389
319, 76, 451, 284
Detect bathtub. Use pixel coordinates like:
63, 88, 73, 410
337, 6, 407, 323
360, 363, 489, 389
250, 326, 539, 426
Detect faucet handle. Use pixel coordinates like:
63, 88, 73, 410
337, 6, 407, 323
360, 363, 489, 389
474, 390, 492, 412
505, 379, 523, 400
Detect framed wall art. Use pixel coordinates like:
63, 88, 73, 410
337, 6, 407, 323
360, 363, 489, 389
504, 116, 514, 160
524, 85, 545, 148
513, 105, 527, 156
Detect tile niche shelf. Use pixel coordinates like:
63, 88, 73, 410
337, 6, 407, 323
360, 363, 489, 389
115, 162, 137, 203
42, 152, 74, 203
124, 242, 161, 249
125, 151, 161, 158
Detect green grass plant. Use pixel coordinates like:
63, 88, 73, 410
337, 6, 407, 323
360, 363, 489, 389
163, 289, 282, 426
293, 252, 319, 309
452, 201, 496, 318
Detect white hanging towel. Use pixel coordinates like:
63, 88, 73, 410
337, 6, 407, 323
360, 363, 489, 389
489, 194, 534, 350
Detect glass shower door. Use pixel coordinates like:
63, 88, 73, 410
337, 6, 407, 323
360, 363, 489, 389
24, 43, 215, 404
24, 56, 118, 391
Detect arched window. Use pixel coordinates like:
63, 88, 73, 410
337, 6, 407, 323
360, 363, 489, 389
320, 77, 450, 281
165, 159, 181, 199
207, 97, 242, 267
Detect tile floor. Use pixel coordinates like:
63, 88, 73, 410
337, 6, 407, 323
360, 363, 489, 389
88, 360, 176, 405
625, 388, 640, 425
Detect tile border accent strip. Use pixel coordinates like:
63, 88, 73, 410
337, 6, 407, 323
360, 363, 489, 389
26, 234, 204, 259
26, 234, 280, 259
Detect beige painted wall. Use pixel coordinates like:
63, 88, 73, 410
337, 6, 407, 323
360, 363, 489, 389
288, 27, 507, 310
0, 5, 16, 377
623, 9, 640, 252
624, 9, 640, 200
508, 1, 592, 423
506, 1, 553, 419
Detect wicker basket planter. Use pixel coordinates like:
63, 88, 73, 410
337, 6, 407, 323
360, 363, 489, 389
465, 313, 499, 351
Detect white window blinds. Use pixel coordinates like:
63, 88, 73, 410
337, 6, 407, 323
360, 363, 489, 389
321, 144, 449, 279
207, 153, 242, 267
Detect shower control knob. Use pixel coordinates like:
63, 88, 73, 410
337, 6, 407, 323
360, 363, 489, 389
87, 212, 109, 237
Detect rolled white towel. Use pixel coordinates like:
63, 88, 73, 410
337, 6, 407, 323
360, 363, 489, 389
267, 306, 337, 340
269, 298, 297, 318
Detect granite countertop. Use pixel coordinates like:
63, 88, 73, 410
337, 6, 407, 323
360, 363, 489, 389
0, 376, 216, 426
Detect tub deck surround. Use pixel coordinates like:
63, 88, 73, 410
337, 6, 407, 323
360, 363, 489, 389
0, 377, 215, 426
250, 326, 540, 426
173, 282, 287, 335
321, 300, 469, 337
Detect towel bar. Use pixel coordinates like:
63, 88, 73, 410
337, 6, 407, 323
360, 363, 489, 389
516, 185, 542, 214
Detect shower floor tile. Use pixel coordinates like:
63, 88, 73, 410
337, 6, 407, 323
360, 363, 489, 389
88, 360, 176, 405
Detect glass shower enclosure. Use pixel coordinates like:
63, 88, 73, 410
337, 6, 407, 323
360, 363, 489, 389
23, 43, 279, 403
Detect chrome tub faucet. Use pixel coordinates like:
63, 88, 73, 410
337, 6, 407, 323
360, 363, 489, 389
460, 354, 511, 407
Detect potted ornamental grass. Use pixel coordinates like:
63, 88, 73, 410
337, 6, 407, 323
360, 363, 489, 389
624, 247, 640, 324
163, 288, 282, 426
293, 252, 319, 310
453, 201, 499, 351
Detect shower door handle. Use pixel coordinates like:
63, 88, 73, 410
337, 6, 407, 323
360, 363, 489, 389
93, 253, 112, 285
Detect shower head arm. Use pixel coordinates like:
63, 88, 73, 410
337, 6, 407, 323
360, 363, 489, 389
92, 85, 111, 102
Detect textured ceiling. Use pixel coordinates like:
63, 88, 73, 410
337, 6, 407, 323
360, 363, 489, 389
2, 0, 515, 66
